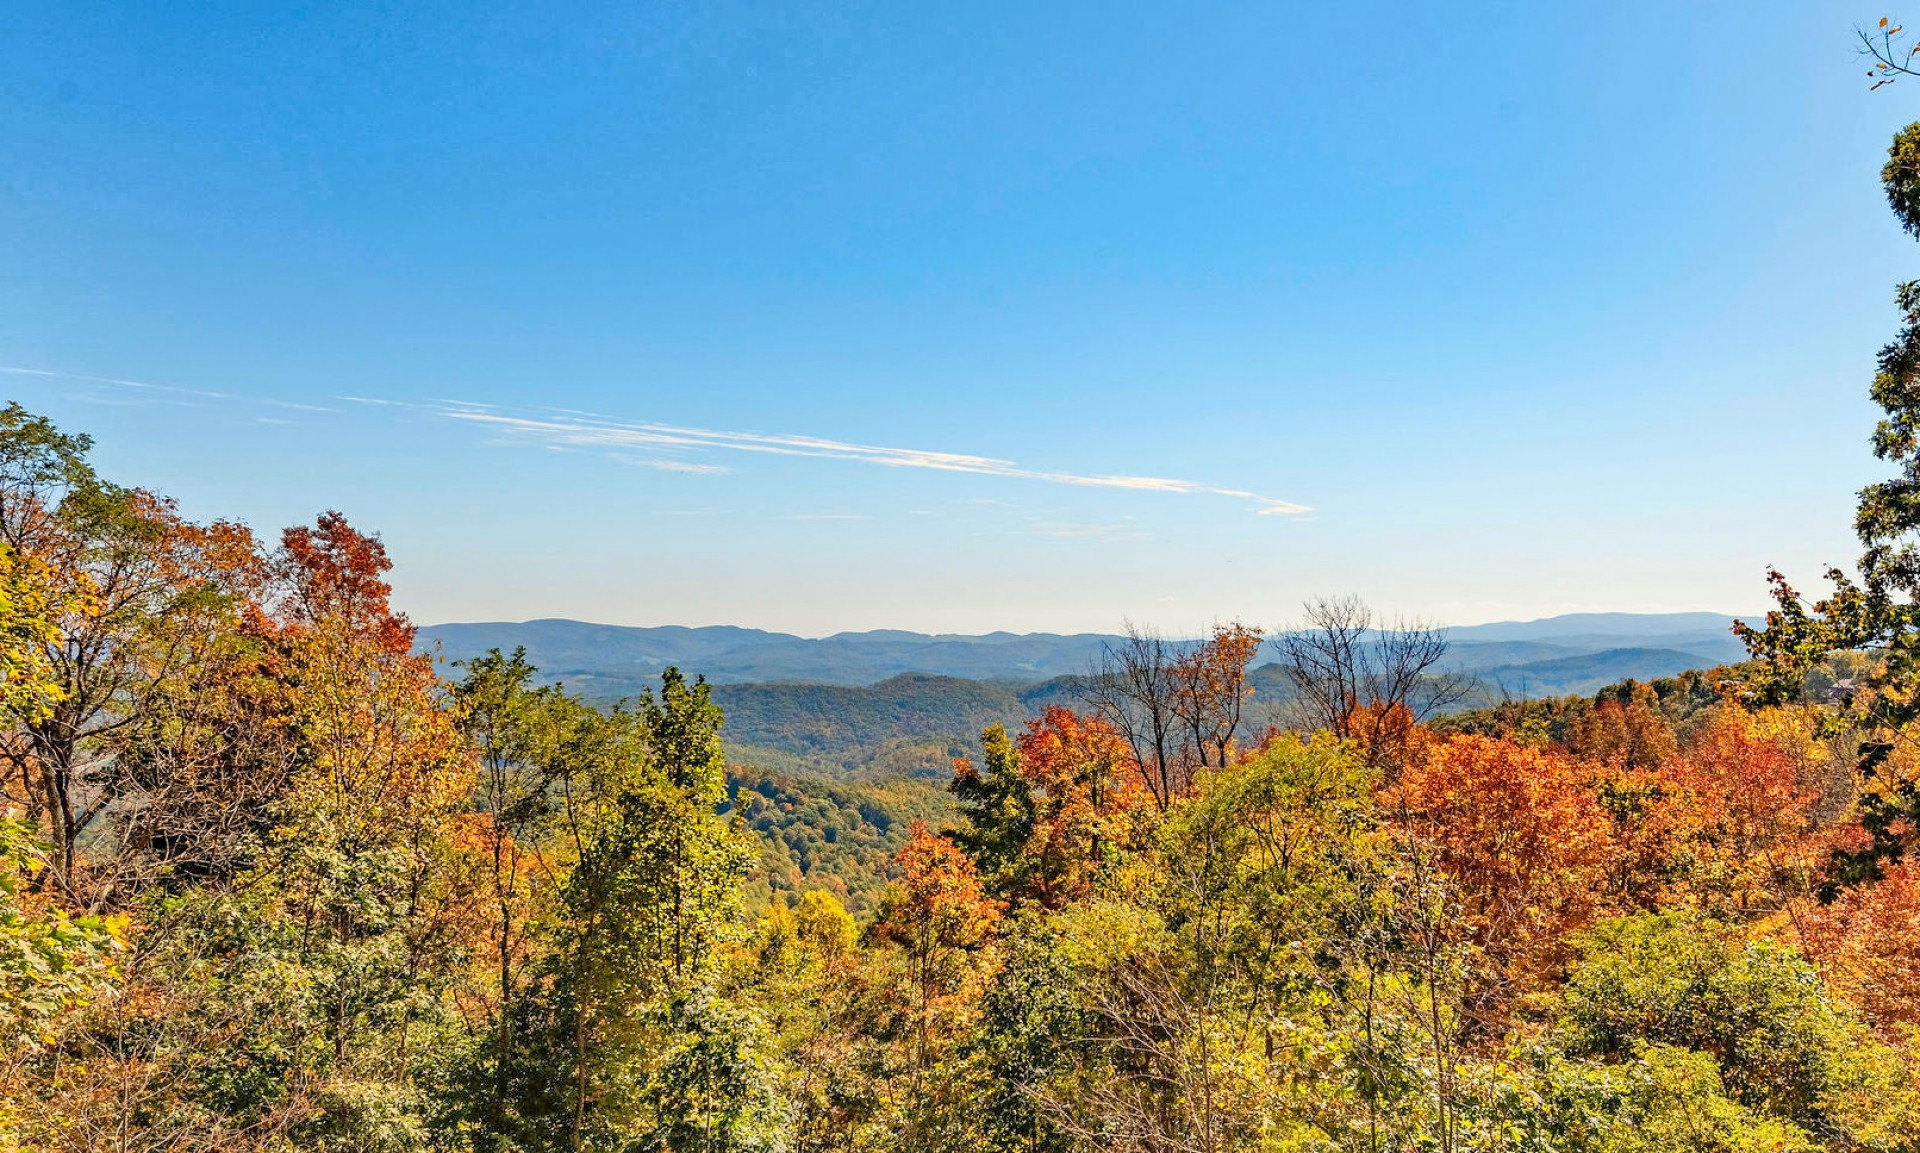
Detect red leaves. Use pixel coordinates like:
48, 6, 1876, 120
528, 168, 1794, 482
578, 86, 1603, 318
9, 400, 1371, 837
877, 821, 1000, 952
1669, 707, 1823, 910
277, 511, 414, 655
1387, 705, 1843, 1024
873, 822, 1001, 1010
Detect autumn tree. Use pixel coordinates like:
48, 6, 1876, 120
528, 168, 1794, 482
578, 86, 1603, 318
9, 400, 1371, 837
0, 542, 63, 725
1011, 707, 1143, 908
869, 822, 1001, 1151
0, 819, 123, 1149
950, 709, 1144, 908
1800, 855, 1920, 1032
1276, 596, 1472, 772
1170, 621, 1263, 770
0, 403, 266, 899
1031, 736, 1420, 1153
0, 546, 121, 1148
0, 510, 485, 1150
1082, 620, 1264, 809
1674, 707, 1827, 918
265, 512, 482, 1135
1384, 734, 1613, 1021
1567, 682, 1677, 770
741, 889, 863, 1153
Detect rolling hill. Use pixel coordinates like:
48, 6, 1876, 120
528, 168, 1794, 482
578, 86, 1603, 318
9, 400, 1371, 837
417, 612, 1749, 691
417, 613, 1751, 779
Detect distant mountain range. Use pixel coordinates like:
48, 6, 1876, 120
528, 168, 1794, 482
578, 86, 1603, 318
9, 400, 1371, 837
416, 612, 1752, 780
416, 612, 1751, 695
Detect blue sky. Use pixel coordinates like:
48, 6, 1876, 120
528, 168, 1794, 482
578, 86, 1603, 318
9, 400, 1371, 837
0, 1, 1906, 634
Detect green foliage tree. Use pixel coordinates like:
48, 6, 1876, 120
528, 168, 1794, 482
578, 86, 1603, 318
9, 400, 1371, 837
1553, 910, 1907, 1141
962, 919, 1082, 1153
491, 667, 759, 1152
647, 988, 791, 1153
949, 724, 1036, 900
1739, 117, 1920, 887
450, 646, 581, 1133
0, 819, 122, 1144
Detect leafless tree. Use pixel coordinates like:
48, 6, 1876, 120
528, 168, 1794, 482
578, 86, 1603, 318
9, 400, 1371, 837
1081, 623, 1188, 809
1273, 596, 1474, 769
1081, 621, 1268, 808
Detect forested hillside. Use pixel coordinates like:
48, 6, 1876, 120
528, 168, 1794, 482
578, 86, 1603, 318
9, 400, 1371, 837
724, 771, 951, 916
713, 653, 1747, 781
417, 620, 1122, 688
716, 675, 1081, 779
4, 397, 1920, 1153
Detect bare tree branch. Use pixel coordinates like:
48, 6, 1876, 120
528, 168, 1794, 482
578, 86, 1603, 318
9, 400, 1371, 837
1273, 596, 1475, 771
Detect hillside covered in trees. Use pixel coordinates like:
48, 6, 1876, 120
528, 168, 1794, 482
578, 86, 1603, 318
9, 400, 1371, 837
3, 390, 1920, 1153
407, 641, 1752, 785
13, 52, 1920, 1150
18, 0, 1920, 1148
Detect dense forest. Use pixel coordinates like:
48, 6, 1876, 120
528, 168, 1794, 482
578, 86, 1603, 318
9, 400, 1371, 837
3, 408, 1920, 1153
14, 62, 1920, 1153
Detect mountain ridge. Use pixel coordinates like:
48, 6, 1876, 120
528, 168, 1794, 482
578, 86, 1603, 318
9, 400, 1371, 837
418, 612, 1749, 690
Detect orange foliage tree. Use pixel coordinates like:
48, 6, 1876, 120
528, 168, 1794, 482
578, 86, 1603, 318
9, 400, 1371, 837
1582, 704, 1831, 920
1348, 699, 1428, 776
266, 512, 483, 1077
1568, 685, 1677, 770
869, 822, 1001, 1146
1013, 707, 1145, 908
1171, 621, 1264, 770
1384, 734, 1614, 1018
1800, 856, 1920, 1033
1669, 706, 1825, 918
0, 463, 268, 896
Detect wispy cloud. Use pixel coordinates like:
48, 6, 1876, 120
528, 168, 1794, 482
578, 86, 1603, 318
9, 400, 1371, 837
3, 365, 331, 413
388, 400, 1310, 517
779, 513, 871, 521
1, 368, 1310, 517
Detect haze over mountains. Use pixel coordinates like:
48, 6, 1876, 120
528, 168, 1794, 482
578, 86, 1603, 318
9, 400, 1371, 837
418, 612, 1748, 694
416, 612, 1750, 781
